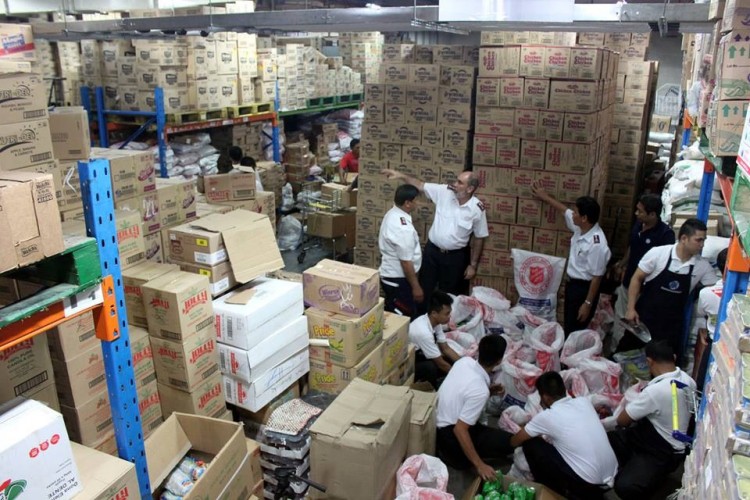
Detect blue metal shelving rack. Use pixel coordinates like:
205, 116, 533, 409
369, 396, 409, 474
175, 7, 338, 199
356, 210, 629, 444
78, 158, 150, 497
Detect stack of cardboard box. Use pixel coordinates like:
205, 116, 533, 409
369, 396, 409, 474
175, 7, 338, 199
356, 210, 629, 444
50, 313, 117, 455
577, 32, 659, 256
353, 44, 479, 269
304, 260, 388, 394
55, 41, 83, 106
217, 277, 310, 412
339, 31, 384, 84
0, 334, 59, 410
468, 34, 617, 302
142, 270, 227, 419
129, 325, 163, 438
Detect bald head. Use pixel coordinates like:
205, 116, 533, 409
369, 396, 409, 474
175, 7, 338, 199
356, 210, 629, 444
458, 171, 479, 193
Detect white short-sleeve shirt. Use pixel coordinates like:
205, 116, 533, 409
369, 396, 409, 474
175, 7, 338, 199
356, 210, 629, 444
625, 368, 696, 451
564, 209, 611, 280
637, 244, 718, 291
694, 279, 723, 336
409, 313, 447, 360
524, 397, 618, 486
378, 205, 422, 279
436, 357, 490, 427
424, 183, 489, 251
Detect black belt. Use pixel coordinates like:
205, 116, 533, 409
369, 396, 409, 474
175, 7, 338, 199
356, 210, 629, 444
427, 240, 465, 254
567, 277, 591, 285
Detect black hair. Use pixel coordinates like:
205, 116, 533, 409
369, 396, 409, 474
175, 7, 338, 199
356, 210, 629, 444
240, 156, 257, 168
575, 196, 601, 224
477, 334, 507, 368
638, 194, 663, 218
349, 139, 360, 149
678, 218, 708, 239
645, 340, 676, 363
535, 371, 567, 399
229, 146, 243, 163
394, 184, 419, 206
428, 290, 453, 315
717, 247, 728, 275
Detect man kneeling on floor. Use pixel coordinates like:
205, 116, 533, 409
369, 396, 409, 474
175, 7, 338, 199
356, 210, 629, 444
510, 372, 618, 499
410, 291, 461, 389
603, 340, 695, 500
436, 335, 512, 481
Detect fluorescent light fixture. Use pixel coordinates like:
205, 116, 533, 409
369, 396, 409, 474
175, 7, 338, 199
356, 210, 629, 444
366, 3, 381, 9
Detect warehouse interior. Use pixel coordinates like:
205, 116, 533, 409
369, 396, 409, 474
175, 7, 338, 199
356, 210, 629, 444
0, 0, 749, 499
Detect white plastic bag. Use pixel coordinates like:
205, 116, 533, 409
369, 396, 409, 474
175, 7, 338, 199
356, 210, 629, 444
511, 249, 566, 321
560, 368, 590, 397
499, 343, 543, 406
444, 330, 478, 358
577, 356, 622, 395
395, 454, 453, 500
449, 295, 485, 340
560, 329, 603, 367
498, 406, 532, 434
510, 447, 534, 481
525, 322, 564, 372
277, 216, 303, 251
524, 391, 543, 417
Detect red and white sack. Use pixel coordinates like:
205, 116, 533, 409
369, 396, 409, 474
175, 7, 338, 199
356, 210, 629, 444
525, 322, 565, 372
560, 329, 603, 367
560, 368, 590, 397
577, 356, 622, 395
449, 295, 485, 341
471, 286, 511, 320
511, 249, 566, 322
498, 343, 543, 406
395, 454, 453, 500
445, 330, 479, 359
498, 405, 532, 434
524, 391, 543, 417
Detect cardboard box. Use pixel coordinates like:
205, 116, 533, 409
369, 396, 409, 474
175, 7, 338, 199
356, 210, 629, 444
213, 277, 304, 350
123, 262, 179, 327
0, 23, 36, 61
151, 325, 220, 392
407, 389, 437, 456
309, 342, 384, 395
0, 400, 83, 500
475, 107, 515, 135
439, 85, 473, 105
524, 78, 550, 109
0, 335, 54, 402
145, 412, 246, 499
52, 343, 107, 407
514, 108, 540, 139
478, 47, 520, 77
0, 71, 47, 126
115, 209, 147, 270
92, 149, 156, 203
520, 46, 545, 77
48, 107, 90, 160
306, 298, 385, 368
218, 316, 308, 384
303, 259, 380, 317
538, 111, 564, 141
476, 78, 500, 107
70, 441, 140, 499
178, 260, 238, 298
309, 379, 413, 500
46, 312, 96, 362
322, 182, 356, 208
60, 389, 113, 446
382, 344, 415, 386
158, 372, 226, 419
0, 171, 63, 272
381, 312, 409, 374
496, 136, 521, 166
516, 198, 543, 227
168, 210, 282, 283
499, 77, 525, 107
204, 171, 256, 202
549, 80, 599, 112
533, 227, 558, 255
563, 111, 598, 143
223, 349, 309, 412
129, 325, 157, 390
473, 135, 497, 165
142, 270, 213, 341
486, 223, 510, 251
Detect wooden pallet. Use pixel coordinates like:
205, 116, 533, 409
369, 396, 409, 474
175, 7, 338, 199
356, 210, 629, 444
168, 108, 228, 125
307, 96, 336, 107
337, 93, 363, 104
226, 102, 274, 118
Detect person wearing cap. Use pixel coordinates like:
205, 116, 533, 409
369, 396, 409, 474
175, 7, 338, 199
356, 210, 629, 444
378, 184, 423, 318
531, 183, 611, 336
381, 169, 488, 307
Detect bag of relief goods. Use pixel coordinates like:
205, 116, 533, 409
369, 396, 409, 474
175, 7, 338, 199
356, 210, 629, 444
511, 249, 566, 322
497, 341, 543, 407
498, 405, 532, 434
577, 356, 622, 395
448, 295, 485, 340
561, 368, 590, 397
525, 322, 565, 372
395, 454, 453, 500
560, 329, 603, 367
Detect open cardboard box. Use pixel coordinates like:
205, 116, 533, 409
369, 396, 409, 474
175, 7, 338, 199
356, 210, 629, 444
462, 475, 565, 500
145, 412, 247, 499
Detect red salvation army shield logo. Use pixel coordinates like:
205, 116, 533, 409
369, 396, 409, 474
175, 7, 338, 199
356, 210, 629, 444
520, 256, 553, 295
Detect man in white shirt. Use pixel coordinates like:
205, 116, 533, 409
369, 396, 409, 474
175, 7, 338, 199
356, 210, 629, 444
382, 169, 488, 307
624, 218, 718, 362
436, 335, 511, 480
692, 247, 727, 383
531, 183, 611, 336
410, 291, 461, 389
510, 372, 618, 499
604, 341, 695, 499
379, 184, 423, 318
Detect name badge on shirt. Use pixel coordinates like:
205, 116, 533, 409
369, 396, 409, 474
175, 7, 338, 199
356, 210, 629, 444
400, 217, 407, 225
593, 235, 600, 244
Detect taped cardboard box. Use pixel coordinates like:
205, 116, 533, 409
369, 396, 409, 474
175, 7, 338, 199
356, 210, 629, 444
381, 311, 410, 374
47, 311, 97, 361
115, 209, 147, 270
303, 259, 380, 317
0, 70, 47, 126
321, 182, 356, 208
309, 342, 384, 395
52, 342, 107, 407
213, 277, 304, 350
382, 344, 416, 386
151, 324, 220, 392
142, 271, 213, 341
178, 260, 238, 298
60, 389, 113, 446
0, 334, 54, 403
218, 316, 308, 384
0, 23, 35, 61
158, 372, 226, 419
70, 441, 139, 499
48, 107, 91, 160
223, 349, 309, 412
145, 412, 246, 499
122, 262, 180, 327
205, 170, 256, 202
0, 171, 64, 272
129, 325, 157, 390
407, 389, 438, 456
309, 379, 413, 500
306, 298, 385, 368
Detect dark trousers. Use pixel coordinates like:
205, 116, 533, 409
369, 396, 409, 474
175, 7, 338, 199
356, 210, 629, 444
436, 424, 512, 470
564, 278, 599, 336
381, 277, 418, 320
414, 350, 441, 390
419, 241, 469, 312
607, 419, 685, 500
522, 437, 607, 500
